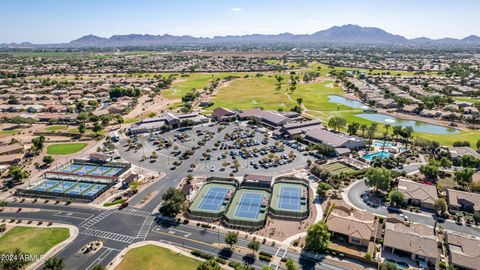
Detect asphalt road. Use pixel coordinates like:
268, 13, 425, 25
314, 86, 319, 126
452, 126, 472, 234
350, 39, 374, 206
347, 179, 480, 237
0, 207, 349, 270
0, 123, 347, 270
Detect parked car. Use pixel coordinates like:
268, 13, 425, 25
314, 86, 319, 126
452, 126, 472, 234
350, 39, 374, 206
118, 202, 129, 210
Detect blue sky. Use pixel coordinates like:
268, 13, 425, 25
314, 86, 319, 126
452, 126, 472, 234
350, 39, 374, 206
1, 0, 479, 43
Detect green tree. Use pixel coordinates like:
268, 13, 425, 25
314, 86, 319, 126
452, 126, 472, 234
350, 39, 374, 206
92, 122, 103, 135
365, 167, 392, 192
78, 122, 86, 134
285, 258, 298, 270
388, 189, 405, 207
347, 122, 360, 135
327, 117, 346, 132
304, 221, 330, 252
434, 198, 448, 216
454, 168, 475, 185
419, 164, 439, 180
8, 165, 29, 181
439, 157, 453, 168
196, 258, 221, 270
159, 188, 185, 217
43, 257, 64, 270
224, 231, 238, 249
32, 135, 46, 154
317, 182, 333, 197
261, 267, 273, 270
247, 239, 261, 254
43, 155, 54, 165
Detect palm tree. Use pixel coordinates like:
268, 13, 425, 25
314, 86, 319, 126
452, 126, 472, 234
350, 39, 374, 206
360, 124, 367, 137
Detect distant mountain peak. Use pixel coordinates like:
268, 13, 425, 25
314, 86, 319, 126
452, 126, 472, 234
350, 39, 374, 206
2, 24, 480, 48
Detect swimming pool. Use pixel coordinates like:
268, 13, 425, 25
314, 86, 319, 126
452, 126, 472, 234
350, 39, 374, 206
363, 151, 392, 160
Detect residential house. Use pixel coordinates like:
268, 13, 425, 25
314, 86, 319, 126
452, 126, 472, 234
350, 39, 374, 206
447, 189, 480, 214
325, 202, 376, 248
397, 179, 438, 211
383, 222, 439, 269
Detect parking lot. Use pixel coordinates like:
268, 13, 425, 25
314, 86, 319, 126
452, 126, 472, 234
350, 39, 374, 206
122, 121, 309, 177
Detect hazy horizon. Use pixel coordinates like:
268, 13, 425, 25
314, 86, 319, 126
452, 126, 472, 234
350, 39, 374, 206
1, 0, 479, 43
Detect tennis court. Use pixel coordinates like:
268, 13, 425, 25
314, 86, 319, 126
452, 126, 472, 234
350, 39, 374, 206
235, 192, 264, 219
49, 181, 76, 193
83, 184, 107, 196
278, 186, 301, 211
65, 183, 94, 195
58, 163, 124, 177
32, 179, 60, 192
198, 186, 229, 211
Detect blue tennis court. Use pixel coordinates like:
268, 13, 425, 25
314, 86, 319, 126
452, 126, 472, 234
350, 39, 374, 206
278, 186, 301, 211
59, 164, 83, 173
32, 179, 60, 192
83, 184, 107, 196
88, 166, 110, 176
198, 187, 229, 211
103, 167, 122, 177
74, 165, 97, 175
65, 183, 93, 195
235, 192, 263, 219
50, 181, 76, 193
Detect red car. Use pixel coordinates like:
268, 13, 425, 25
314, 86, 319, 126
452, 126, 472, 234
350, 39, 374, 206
118, 202, 129, 210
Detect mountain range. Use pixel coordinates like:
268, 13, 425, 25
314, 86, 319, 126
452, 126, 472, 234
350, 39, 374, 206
3, 24, 480, 48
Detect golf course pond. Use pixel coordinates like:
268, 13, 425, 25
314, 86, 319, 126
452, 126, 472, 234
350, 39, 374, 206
327, 95, 459, 135
355, 113, 459, 134
328, 95, 370, 109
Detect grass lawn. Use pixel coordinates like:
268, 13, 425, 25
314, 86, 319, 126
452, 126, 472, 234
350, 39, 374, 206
116, 244, 200, 270
47, 143, 88, 155
103, 198, 127, 207
0, 129, 19, 135
208, 77, 296, 111
124, 118, 140, 124
45, 125, 67, 131
0, 226, 69, 256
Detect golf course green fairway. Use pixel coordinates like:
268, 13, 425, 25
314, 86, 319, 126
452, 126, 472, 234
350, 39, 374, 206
0, 226, 69, 256
116, 244, 200, 270
47, 143, 87, 155
209, 77, 296, 111
45, 125, 67, 131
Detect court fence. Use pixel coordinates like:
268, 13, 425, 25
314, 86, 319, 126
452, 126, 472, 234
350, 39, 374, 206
223, 186, 271, 230
269, 177, 310, 220
15, 180, 113, 202
187, 179, 238, 222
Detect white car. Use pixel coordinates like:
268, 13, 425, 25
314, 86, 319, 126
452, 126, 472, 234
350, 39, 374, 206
210, 166, 215, 172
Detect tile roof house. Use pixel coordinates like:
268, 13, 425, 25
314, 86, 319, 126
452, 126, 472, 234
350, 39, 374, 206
383, 222, 439, 268
397, 179, 438, 210
446, 232, 480, 270
447, 189, 480, 214
325, 202, 376, 247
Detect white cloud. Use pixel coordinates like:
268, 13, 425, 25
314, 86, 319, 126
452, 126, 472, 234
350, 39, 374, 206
232, 7, 242, 12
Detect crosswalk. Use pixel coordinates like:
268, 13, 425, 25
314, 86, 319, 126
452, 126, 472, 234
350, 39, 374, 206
81, 228, 136, 243
270, 248, 288, 270
137, 215, 155, 240
80, 211, 115, 228
120, 208, 151, 217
